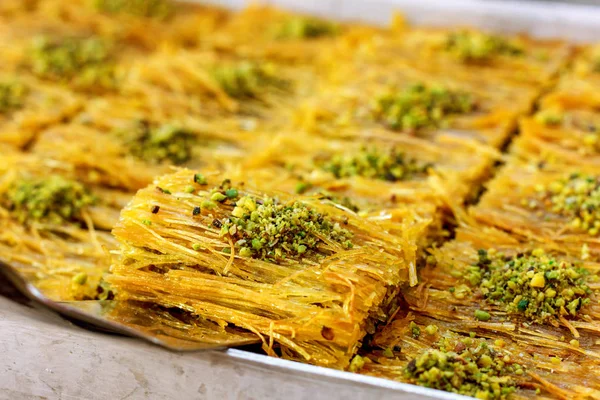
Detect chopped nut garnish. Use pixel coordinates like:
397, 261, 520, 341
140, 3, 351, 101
474, 309, 491, 321
295, 181, 312, 194
425, 325, 439, 336
72, 272, 88, 286
275, 16, 338, 40
217, 189, 353, 262
465, 249, 592, 324
93, 0, 173, 19
119, 120, 195, 165
405, 336, 519, 399
0, 81, 28, 114
29, 36, 116, 89
348, 355, 367, 373
211, 61, 288, 99
3, 175, 97, 225
409, 321, 421, 339
194, 173, 208, 185
445, 30, 523, 63
317, 146, 431, 182
536, 174, 600, 235
374, 83, 475, 132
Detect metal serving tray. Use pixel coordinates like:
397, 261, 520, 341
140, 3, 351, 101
2, 1, 600, 399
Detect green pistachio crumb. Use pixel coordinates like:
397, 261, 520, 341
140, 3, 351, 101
220, 193, 353, 262
141, 219, 152, 226
295, 181, 312, 194
119, 120, 195, 165
93, 0, 173, 19
72, 272, 88, 285
466, 248, 592, 324
535, 173, 600, 236
474, 310, 491, 321
409, 321, 421, 339
194, 173, 208, 185
184, 185, 195, 194
201, 200, 216, 210
211, 61, 288, 99
424, 325, 439, 336
382, 347, 395, 358
239, 247, 253, 257
225, 188, 239, 199
374, 83, 476, 132
445, 30, 523, 63
405, 336, 519, 398
348, 355, 366, 373
29, 36, 115, 90
275, 16, 339, 40
192, 243, 202, 251
211, 192, 227, 202
317, 146, 431, 182
3, 175, 97, 225
0, 81, 28, 114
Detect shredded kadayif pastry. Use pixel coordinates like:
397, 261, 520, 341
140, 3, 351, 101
108, 169, 427, 368
2, 1, 600, 397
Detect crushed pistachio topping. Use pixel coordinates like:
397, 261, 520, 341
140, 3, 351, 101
119, 120, 195, 165
425, 324, 439, 336
29, 36, 115, 89
295, 181, 312, 195
72, 272, 88, 286
3, 175, 97, 225
445, 30, 523, 63
212, 182, 353, 262
0, 81, 28, 114
348, 355, 368, 372
211, 61, 288, 99
535, 174, 600, 235
374, 84, 476, 132
409, 321, 421, 339
405, 336, 520, 399
93, 0, 173, 19
316, 146, 431, 182
474, 309, 491, 322
464, 249, 592, 324
275, 17, 338, 40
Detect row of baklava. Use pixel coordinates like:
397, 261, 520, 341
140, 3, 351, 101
0, 2, 596, 396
